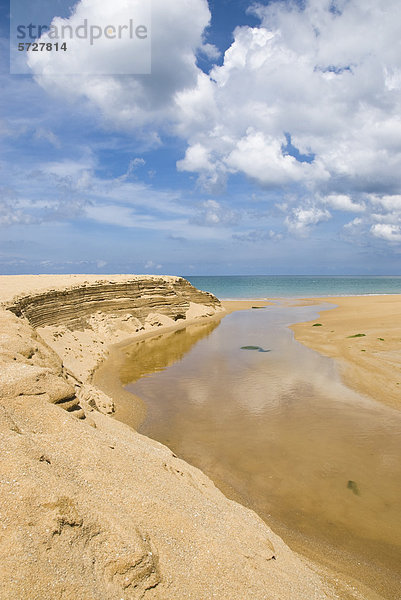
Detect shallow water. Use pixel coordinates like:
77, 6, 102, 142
184, 275, 401, 299
122, 305, 401, 598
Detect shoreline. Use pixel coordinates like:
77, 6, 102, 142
93, 295, 401, 599
93, 309, 230, 429
3, 276, 346, 600
1, 275, 399, 599
290, 295, 401, 411
93, 300, 269, 429
219, 293, 401, 300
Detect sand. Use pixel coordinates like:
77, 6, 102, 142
1, 275, 399, 599
221, 299, 272, 312
0, 274, 183, 300
291, 295, 401, 410
1, 275, 362, 600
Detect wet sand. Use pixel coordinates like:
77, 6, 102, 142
291, 295, 401, 410
116, 301, 401, 599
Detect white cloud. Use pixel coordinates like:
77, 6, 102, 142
344, 217, 363, 231
40, 157, 94, 179
199, 43, 221, 60
224, 130, 328, 188
371, 224, 401, 242
0, 152, 237, 242
26, 0, 151, 76
29, 0, 212, 136
341, 191, 401, 244
285, 206, 331, 235
24, 0, 401, 244
322, 194, 365, 212
369, 194, 401, 213
117, 158, 146, 182
178, 143, 214, 172
176, 0, 401, 232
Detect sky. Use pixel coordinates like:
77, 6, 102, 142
1, 0, 401, 275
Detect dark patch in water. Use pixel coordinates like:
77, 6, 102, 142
241, 346, 271, 353
347, 480, 360, 496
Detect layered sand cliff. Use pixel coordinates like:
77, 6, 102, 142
0, 275, 363, 600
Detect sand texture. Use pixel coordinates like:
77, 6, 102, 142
0, 274, 357, 600
2, 275, 221, 384
292, 295, 401, 410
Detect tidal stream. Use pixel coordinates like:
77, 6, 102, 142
120, 305, 401, 599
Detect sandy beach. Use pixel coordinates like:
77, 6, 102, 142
292, 295, 401, 410
4, 0, 400, 596
1, 274, 400, 599
1, 274, 359, 600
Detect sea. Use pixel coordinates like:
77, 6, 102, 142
184, 275, 401, 299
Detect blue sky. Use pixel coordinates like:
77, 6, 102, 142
1, 0, 401, 275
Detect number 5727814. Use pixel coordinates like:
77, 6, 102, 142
18, 42, 67, 52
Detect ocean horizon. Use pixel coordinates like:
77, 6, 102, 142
184, 275, 401, 300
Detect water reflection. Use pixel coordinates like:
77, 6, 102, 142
121, 305, 401, 599
120, 319, 221, 385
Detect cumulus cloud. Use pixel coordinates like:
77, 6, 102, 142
177, 0, 401, 238
199, 43, 221, 60
25, 0, 401, 243
322, 194, 365, 212
369, 194, 401, 213
285, 206, 331, 235
371, 224, 401, 242
225, 130, 328, 188
28, 0, 212, 137
181, 0, 401, 186
344, 217, 364, 232
341, 191, 401, 244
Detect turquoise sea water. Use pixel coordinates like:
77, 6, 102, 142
184, 275, 401, 299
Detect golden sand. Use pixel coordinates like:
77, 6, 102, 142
1, 275, 399, 599
0, 275, 353, 600
292, 295, 401, 410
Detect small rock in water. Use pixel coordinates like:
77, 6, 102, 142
240, 346, 270, 353
347, 480, 360, 496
